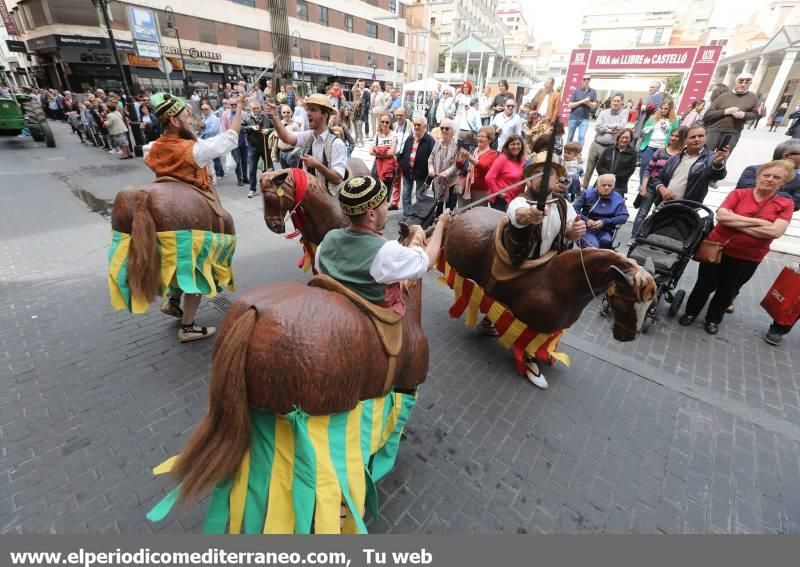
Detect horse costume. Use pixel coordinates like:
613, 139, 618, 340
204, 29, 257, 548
261, 168, 656, 378
147, 177, 430, 534
108, 94, 237, 315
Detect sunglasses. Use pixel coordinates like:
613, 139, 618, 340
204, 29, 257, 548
737, 79, 752, 83
440, 127, 451, 131
582, 78, 591, 81
380, 120, 391, 124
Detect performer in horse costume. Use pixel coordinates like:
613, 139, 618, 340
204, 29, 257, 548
146, 176, 449, 533
108, 94, 244, 342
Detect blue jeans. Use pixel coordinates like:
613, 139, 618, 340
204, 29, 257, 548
581, 229, 615, 249
567, 117, 590, 146
247, 145, 262, 191
213, 157, 224, 178
638, 146, 657, 183
631, 186, 657, 238
402, 176, 427, 218
232, 145, 247, 182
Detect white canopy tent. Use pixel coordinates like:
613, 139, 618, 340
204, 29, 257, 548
402, 77, 445, 115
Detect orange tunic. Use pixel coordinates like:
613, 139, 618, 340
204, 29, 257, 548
144, 132, 213, 192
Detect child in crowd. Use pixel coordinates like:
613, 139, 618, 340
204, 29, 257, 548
562, 142, 584, 202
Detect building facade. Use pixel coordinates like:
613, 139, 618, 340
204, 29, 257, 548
403, 0, 438, 84
495, 0, 531, 60
6, 0, 406, 96
427, 0, 502, 50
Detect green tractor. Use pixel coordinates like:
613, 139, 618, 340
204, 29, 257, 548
0, 93, 56, 147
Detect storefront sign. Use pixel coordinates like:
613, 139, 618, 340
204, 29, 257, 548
184, 60, 211, 72
135, 40, 161, 59
127, 53, 182, 70
162, 46, 222, 60
0, 0, 19, 37
589, 47, 697, 70
6, 40, 27, 53
56, 35, 134, 51
558, 49, 591, 123
60, 47, 116, 65
27, 36, 58, 51
678, 45, 722, 114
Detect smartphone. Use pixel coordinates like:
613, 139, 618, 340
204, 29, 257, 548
456, 138, 469, 151
716, 133, 733, 151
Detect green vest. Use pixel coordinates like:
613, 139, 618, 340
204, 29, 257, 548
317, 228, 388, 304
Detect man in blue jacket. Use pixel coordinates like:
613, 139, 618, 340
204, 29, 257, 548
653, 125, 728, 205
736, 139, 800, 212
397, 115, 436, 219
573, 174, 629, 248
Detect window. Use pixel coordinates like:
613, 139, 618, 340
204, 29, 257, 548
582, 30, 591, 43
654, 27, 664, 43
319, 6, 328, 25
229, 0, 256, 6
297, 1, 308, 21
345, 15, 353, 32
366, 0, 378, 5
390, 0, 397, 12
636, 28, 643, 43
319, 43, 330, 61
389, 28, 395, 43
346, 48, 354, 65
197, 19, 217, 43
367, 21, 378, 39
236, 26, 260, 50
430, 17, 436, 25
49, 0, 100, 26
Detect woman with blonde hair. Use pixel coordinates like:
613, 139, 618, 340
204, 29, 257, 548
638, 99, 680, 183
369, 81, 388, 141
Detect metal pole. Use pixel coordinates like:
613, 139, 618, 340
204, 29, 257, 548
96, 0, 144, 156
463, 24, 471, 82
174, 28, 189, 97
477, 50, 484, 88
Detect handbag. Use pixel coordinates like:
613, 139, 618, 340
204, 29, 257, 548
760, 265, 800, 326
692, 238, 730, 264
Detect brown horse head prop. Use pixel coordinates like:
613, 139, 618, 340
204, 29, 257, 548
171, 226, 428, 503
260, 163, 367, 241
443, 207, 656, 342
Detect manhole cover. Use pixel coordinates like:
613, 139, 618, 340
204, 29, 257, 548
212, 295, 233, 313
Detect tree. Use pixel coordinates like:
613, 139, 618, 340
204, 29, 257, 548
664, 76, 682, 98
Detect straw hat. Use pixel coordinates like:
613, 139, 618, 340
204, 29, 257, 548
522, 151, 567, 179
304, 93, 336, 112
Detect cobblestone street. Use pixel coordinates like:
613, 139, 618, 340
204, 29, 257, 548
1, 122, 800, 534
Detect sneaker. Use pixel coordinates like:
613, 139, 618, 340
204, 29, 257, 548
237, 179, 244, 187
160, 296, 183, 318
178, 323, 216, 343
524, 356, 548, 389
763, 329, 783, 346
248, 190, 257, 198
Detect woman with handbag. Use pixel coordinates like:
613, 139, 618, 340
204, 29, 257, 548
370, 112, 398, 190
679, 160, 795, 335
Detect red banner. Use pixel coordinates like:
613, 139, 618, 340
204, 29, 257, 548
677, 45, 723, 114
559, 49, 591, 123
589, 47, 697, 70
0, 0, 19, 36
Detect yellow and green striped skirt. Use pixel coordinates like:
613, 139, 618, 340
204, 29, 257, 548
107, 229, 237, 314
147, 390, 417, 534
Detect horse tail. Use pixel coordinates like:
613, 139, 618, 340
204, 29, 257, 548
128, 190, 160, 305
173, 307, 256, 503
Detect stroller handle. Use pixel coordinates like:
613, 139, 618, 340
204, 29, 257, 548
655, 199, 715, 219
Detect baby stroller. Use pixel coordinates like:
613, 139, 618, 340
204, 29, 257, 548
625, 199, 715, 331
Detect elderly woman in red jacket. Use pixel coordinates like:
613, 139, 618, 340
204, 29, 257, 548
679, 160, 795, 335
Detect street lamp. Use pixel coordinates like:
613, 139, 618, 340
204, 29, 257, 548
90, 0, 144, 156
164, 6, 189, 98
291, 31, 306, 96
